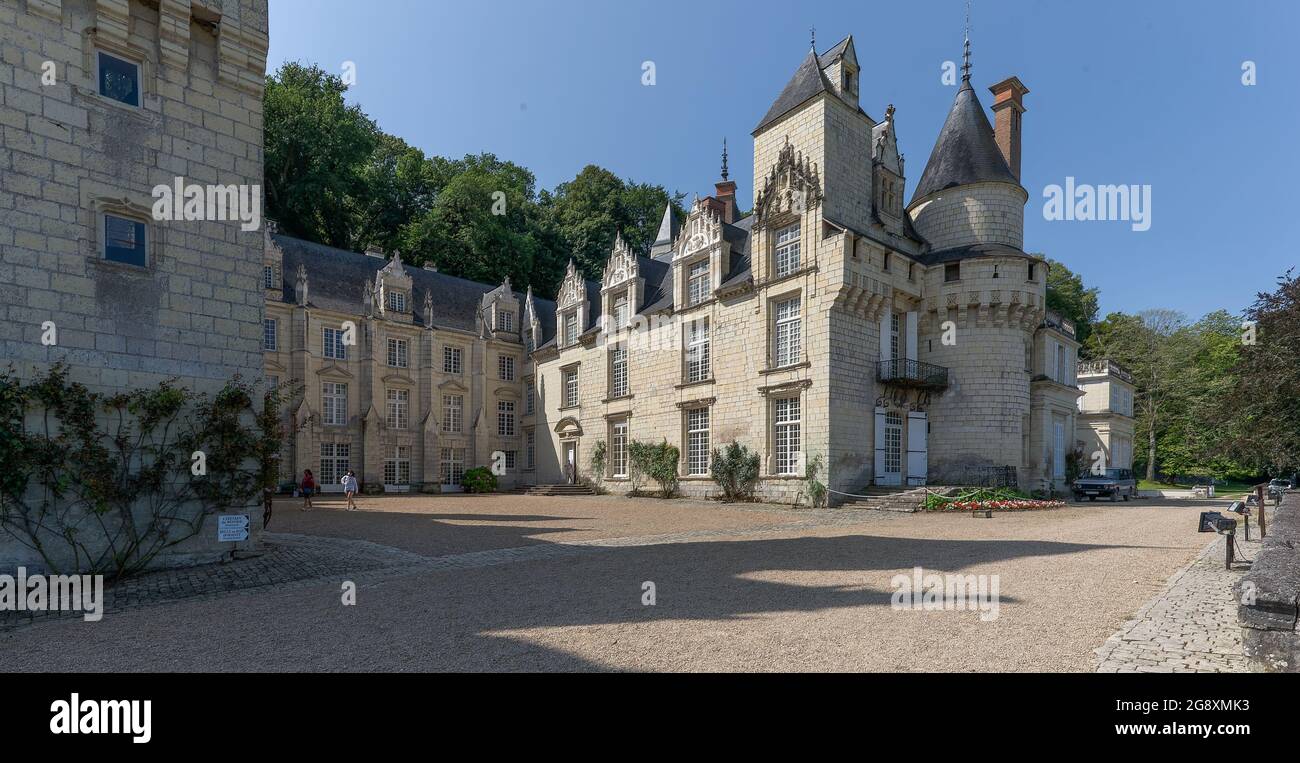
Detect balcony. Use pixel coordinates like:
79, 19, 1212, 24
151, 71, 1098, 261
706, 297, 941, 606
876, 358, 950, 390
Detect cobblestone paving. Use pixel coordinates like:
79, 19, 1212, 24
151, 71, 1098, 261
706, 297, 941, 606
1094, 526, 1263, 673
1, 507, 895, 631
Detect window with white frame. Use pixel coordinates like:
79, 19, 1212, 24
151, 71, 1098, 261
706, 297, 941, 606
386, 290, 406, 313
499, 354, 516, 381
442, 394, 463, 433
386, 388, 409, 429
440, 448, 465, 485
611, 420, 629, 478
774, 222, 801, 277
263, 264, 276, 289
440, 346, 461, 374
320, 442, 350, 485
498, 400, 516, 436
96, 50, 140, 107
384, 445, 410, 485
686, 259, 709, 306
612, 292, 629, 330
263, 318, 277, 351
323, 327, 346, 360
526, 429, 536, 469
497, 308, 514, 332
774, 297, 801, 367
890, 311, 901, 361
321, 382, 347, 426
686, 318, 710, 383
686, 407, 710, 476
563, 367, 579, 408
525, 382, 535, 415
563, 311, 578, 347
774, 396, 801, 475
610, 344, 628, 398
387, 337, 408, 368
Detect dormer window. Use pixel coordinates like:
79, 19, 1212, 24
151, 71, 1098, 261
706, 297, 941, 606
497, 309, 514, 332
845, 69, 857, 95
686, 260, 709, 306
386, 290, 406, 313
774, 222, 801, 278
563, 311, 578, 347
263, 264, 277, 289
612, 292, 629, 330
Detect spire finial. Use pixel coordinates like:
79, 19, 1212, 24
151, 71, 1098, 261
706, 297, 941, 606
810, 25, 816, 51
720, 138, 729, 181
962, 1, 972, 82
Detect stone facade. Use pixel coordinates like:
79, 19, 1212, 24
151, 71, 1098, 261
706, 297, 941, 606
1, 0, 269, 570
1075, 358, 1137, 471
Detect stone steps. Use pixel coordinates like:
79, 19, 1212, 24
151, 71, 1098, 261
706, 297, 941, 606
516, 484, 596, 497
835, 485, 933, 513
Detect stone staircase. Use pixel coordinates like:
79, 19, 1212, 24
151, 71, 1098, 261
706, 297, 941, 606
511, 483, 597, 497
834, 485, 933, 513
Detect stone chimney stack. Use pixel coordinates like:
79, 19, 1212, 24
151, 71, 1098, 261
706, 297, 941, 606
988, 76, 1029, 180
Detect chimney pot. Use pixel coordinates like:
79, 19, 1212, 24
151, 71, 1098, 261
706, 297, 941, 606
989, 76, 1029, 181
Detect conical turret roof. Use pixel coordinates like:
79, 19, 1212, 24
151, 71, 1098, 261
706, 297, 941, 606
910, 79, 1019, 204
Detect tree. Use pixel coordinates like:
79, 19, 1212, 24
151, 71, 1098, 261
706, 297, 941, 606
710, 441, 760, 501
264, 62, 377, 248
1043, 257, 1100, 349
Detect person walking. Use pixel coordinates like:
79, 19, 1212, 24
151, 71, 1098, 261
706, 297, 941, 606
342, 470, 359, 511
300, 469, 316, 511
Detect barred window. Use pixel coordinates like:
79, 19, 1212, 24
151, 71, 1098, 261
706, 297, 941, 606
384, 445, 410, 485
386, 388, 409, 429
774, 297, 801, 367
442, 394, 463, 433
563, 368, 579, 408
498, 400, 516, 436
443, 346, 462, 374
774, 222, 801, 277
774, 397, 801, 476
686, 259, 709, 306
320, 442, 350, 484
387, 337, 408, 368
686, 318, 710, 383
323, 327, 346, 360
321, 382, 347, 426
687, 407, 710, 476
610, 344, 628, 398
499, 354, 516, 381
611, 420, 629, 478
263, 318, 277, 351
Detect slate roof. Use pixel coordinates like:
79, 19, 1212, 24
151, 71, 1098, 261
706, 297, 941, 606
913, 242, 1036, 267
272, 233, 557, 343
910, 78, 1019, 203
754, 39, 874, 135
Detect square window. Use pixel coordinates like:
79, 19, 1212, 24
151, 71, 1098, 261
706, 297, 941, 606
97, 51, 140, 107
103, 214, 147, 267
945, 263, 961, 282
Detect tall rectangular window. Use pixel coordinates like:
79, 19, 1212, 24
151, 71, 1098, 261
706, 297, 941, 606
687, 259, 709, 306
442, 394, 463, 433
499, 355, 516, 381
323, 327, 346, 360
263, 264, 276, 289
610, 344, 628, 398
526, 429, 536, 469
686, 318, 710, 383
387, 337, 408, 368
774, 297, 801, 367
497, 309, 514, 332
564, 311, 578, 347
687, 408, 710, 476
525, 382, 535, 415
386, 388, 409, 429
322, 382, 347, 426
890, 312, 901, 361
384, 445, 410, 485
320, 442, 350, 485
612, 293, 629, 330
263, 318, 277, 351
386, 291, 406, 313
563, 368, 579, 408
103, 214, 147, 266
774, 222, 801, 277
443, 346, 463, 374
440, 448, 465, 486
498, 400, 516, 436
774, 397, 801, 475
611, 420, 629, 478
96, 51, 140, 107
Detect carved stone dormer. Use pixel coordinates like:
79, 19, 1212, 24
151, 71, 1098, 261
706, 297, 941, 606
522, 285, 542, 353
376, 251, 413, 322
601, 231, 643, 329
753, 137, 823, 228
871, 105, 905, 222
482, 276, 521, 337
672, 195, 726, 309
556, 259, 589, 348
295, 263, 309, 306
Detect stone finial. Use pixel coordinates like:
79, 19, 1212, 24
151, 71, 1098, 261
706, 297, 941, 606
424, 289, 434, 326
295, 263, 309, 305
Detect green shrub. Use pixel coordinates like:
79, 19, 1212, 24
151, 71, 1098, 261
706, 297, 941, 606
805, 453, 828, 508
710, 441, 760, 502
461, 466, 497, 493
589, 439, 607, 480
629, 440, 679, 498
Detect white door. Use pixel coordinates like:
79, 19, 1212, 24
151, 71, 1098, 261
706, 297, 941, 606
876, 410, 903, 486
906, 411, 927, 486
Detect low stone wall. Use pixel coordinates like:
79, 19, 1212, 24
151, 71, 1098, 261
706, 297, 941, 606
1237, 492, 1300, 672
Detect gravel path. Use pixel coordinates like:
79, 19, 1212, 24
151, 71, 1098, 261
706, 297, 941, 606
0, 496, 1231, 671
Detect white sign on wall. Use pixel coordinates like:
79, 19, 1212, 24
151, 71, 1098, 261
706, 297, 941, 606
217, 514, 250, 542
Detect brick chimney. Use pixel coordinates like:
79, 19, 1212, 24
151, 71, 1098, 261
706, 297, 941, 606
989, 76, 1029, 180
713, 137, 737, 224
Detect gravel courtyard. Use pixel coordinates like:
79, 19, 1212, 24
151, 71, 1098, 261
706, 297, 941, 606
1, 493, 1233, 672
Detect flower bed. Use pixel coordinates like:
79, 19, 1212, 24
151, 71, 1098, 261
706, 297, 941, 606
923, 487, 1065, 512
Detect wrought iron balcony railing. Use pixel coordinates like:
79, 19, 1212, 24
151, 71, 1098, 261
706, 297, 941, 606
876, 358, 950, 390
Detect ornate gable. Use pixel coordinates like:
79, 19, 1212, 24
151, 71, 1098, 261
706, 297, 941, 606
753, 137, 823, 227
872, 105, 904, 176
375, 251, 413, 317
557, 259, 585, 309
675, 195, 722, 261
602, 232, 639, 289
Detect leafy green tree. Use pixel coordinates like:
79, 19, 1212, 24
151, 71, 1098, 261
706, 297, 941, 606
1043, 257, 1100, 349
352, 134, 438, 255
264, 62, 377, 248
710, 441, 760, 502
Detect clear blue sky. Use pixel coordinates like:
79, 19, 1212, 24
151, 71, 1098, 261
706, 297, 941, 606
267, 0, 1298, 321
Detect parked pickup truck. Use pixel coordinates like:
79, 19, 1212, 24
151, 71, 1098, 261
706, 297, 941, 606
1072, 468, 1138, 502
1267, 478, 1292, 499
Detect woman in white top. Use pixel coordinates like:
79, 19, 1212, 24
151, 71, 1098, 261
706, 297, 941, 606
342, 471, 359, 511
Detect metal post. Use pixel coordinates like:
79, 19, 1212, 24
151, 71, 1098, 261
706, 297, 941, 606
1226, 531, 1235, 570
1257, 485, 1267, 538
1243, 511, 1249, 542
